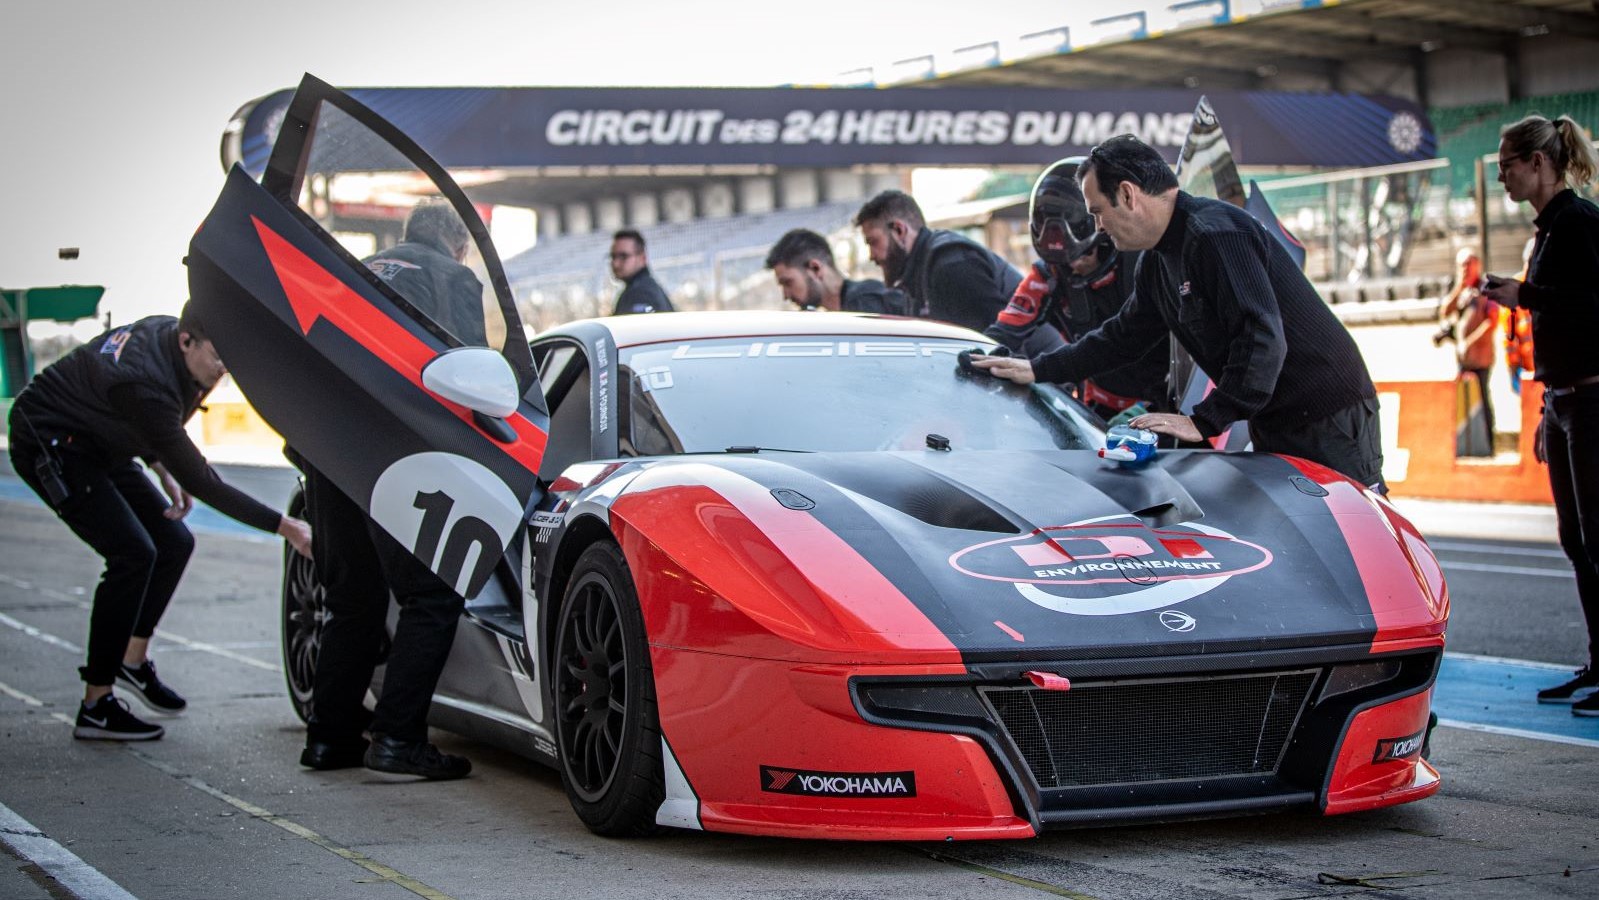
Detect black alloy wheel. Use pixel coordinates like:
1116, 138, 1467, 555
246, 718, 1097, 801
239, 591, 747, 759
280, 487, 325, 723
553, 542, 664, 836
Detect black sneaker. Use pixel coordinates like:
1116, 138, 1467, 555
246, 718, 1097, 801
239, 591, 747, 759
1574, 693, 1599, 717
1536, 666, 1599, 704
74, 695, 164, 741
116, 659, 187, 715
364, 734, 471, 780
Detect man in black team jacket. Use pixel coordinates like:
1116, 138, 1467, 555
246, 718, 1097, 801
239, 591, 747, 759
609, 229, 675, 315
854, 190, 1019, 333
764, 228, 907, 314
362, 200, 488, 346
291, 200, 487, 780
8, 305, 312, 741
974, 134, 1385, 490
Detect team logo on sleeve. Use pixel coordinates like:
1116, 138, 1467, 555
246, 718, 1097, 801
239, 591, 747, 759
100, 327, 133, 362
365, 258, 422, 282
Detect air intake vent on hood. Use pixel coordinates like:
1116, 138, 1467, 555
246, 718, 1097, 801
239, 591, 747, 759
803, 456, 1018, 534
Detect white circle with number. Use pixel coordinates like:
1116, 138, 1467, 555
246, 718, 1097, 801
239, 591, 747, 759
369, 451, 523, 598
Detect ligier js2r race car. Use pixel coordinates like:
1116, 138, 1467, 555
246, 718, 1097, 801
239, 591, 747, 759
189, 76, 1446, 840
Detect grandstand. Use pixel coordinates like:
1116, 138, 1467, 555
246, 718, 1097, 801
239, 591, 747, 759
496, 0, 1596, 322
222, 0, 1599, 327
503, 202, 862, 329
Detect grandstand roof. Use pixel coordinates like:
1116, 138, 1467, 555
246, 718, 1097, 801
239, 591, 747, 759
916, 0, 1597, 91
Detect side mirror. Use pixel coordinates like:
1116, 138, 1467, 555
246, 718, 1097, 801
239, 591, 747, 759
422, 347, 519, 419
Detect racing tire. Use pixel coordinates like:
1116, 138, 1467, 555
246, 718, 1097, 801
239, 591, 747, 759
553, 542, 664, 837
280, 486, 324, 724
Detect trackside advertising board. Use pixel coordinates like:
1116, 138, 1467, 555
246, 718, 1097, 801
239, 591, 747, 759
227, 87, 1433, 175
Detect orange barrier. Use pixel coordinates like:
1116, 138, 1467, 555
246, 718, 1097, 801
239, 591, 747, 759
1377, 380, 1552, 503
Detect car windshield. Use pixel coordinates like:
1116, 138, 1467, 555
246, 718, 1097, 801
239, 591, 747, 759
618, 336, 1100, 454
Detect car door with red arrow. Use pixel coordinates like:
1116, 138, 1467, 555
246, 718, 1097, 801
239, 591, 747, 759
188, 75, 549, 600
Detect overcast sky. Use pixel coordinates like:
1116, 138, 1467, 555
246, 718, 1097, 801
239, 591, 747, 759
2, 0, 1142, 327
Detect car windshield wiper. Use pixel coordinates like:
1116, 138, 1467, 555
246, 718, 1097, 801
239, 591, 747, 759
720, 445, 813, 454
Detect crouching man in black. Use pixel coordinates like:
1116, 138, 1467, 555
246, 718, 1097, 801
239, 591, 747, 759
8, 302, 312, 741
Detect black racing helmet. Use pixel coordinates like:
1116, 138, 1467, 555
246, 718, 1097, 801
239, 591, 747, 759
1029, 156, 1111, 267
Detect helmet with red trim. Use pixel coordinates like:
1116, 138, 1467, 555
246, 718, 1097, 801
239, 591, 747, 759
1030, 157, 1113, 269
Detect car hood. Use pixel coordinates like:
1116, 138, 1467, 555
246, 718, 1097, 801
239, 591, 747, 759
602, 448, 1445, 664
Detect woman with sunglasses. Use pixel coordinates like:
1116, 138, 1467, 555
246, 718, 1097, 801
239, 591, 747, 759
1483, 114, 1599, 715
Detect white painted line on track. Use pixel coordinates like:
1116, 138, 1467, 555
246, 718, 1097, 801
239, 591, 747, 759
0, 606, 278, 673
1429, 540, 1567, 559
0, 679, 457, 900
0, 571, 88, 604
1444, 651, 1572, 670
0, 799, 141, 900
154, 631, 279, 673
1437, 718, 1599, 750
129, 751, 459, 900
1439, 561, 1573, 578
0, 610, 81, 653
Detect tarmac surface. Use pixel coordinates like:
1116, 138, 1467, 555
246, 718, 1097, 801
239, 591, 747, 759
2, 459, 1596, 900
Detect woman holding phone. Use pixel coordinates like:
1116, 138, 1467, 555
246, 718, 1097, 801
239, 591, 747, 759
1483, 113, 1599, 714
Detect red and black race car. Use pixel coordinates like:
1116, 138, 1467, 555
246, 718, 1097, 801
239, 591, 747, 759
189, 76, 1446, 840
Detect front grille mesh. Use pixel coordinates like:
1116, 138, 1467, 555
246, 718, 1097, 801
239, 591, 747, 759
983, 670, 1317, 789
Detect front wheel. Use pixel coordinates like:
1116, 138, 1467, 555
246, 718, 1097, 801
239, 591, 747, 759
280, 486, 324, 723
553, 542, 664, 836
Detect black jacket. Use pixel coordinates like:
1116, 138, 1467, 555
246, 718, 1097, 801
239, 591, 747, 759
10, 316, 279, 532
363, 240, 487, 346
898, 228, 1020, 332
1030, 192, 1374, 438
986, 255, 1167, 403
840, 278, 908, 315
1522, 188, 1599, 388
613, 267, 674, 315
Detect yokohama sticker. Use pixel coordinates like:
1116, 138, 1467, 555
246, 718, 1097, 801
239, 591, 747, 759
760, 766, 916, 798
949, 514, 1273, 616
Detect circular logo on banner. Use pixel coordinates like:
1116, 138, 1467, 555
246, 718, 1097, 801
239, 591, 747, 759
948, 515, 1272, 617
1388, 112, 1423, 154
370, 452, 523, 599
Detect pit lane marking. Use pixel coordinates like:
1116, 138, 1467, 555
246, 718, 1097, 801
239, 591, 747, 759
1428, 541, 1568, 559
911, 848, 1102, 899
0, 599, 279, 673
0, 610, 81, 653
0, 798, 141, 900
0, 679, 458, 900
1438, 561, 1573, 579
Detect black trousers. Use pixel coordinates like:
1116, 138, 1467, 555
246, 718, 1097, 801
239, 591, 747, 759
297, 462, 464, 745
1250, 397, 1387, 493
1545, 383, 1599, 669
9, 439, 194, 687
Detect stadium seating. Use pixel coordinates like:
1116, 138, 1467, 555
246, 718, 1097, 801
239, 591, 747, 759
504, 201, 862, 328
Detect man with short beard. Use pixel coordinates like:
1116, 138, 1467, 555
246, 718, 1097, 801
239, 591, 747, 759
853, 190, 1019, 332
764, 228, 906, 313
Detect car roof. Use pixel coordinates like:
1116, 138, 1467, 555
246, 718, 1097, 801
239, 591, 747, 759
533, 310, 991, 350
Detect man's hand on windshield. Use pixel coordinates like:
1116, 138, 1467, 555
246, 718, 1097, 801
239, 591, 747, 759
970, 355, 1036, 385
1129, 412, 1203, 443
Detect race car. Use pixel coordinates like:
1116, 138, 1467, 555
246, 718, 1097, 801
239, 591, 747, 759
190, 75, 1446, 841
